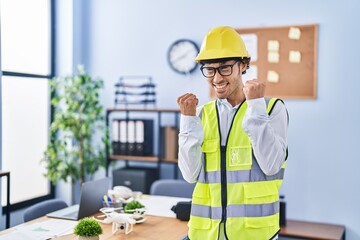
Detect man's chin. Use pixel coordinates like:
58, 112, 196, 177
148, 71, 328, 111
215, 92, 227, 99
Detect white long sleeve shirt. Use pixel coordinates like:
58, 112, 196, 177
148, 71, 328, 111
178, 97, 288, 183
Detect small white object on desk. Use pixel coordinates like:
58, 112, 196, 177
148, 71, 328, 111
139, 195, 191, 218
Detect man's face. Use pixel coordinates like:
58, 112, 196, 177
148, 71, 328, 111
202, 60, 244, 100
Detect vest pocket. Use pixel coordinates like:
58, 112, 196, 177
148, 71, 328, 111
202, 139, 220, 171
243, 182, 278, 204
188, 216, 211, 230
190, 184, 212, 230
229, 146, 252, 167
242, 182, 279, 230
192, 183, 210, 205
244, 214, 278, 228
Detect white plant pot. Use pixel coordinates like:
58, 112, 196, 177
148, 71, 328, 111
78, 236, 99, 240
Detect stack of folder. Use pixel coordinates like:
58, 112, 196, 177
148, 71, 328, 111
112, 119, 154, 156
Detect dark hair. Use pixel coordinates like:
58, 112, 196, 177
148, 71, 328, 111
199, 57, 251, 74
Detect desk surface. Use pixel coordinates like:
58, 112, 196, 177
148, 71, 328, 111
0, 215, 188, 240
280, 219, 345, 240
57, 214, 188, 240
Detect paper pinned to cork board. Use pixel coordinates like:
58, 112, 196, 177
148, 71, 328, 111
267, 70, 279, 83
268, 52, 280, 63
289, 50, 301, 63
268, 40, 280, 51
288, 27, 301, 40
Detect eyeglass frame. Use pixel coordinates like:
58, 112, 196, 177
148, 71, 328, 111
200, 60, 240, 78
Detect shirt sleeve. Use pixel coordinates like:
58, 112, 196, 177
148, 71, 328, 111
178, 111, 204, 183
242, 98, 288, 176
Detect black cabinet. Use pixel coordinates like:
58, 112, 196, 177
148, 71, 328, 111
112, 167, 159, 194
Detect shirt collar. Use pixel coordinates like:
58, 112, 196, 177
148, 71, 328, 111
217, 98, 240, 111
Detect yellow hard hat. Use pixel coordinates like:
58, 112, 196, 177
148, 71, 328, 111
195, 26, 250, 62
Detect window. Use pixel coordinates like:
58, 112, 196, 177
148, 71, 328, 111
1, 0, 54, 209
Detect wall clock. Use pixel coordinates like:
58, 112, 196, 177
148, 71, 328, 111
167, 39, 199, 74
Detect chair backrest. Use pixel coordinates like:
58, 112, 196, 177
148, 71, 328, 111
150, 179, 195, 198
23, 199, 68, 222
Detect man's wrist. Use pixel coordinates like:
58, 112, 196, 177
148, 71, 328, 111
246, 97, 267, 115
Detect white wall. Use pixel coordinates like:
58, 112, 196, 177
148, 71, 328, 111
68, 0, 360, 239
0, 10, 2, 220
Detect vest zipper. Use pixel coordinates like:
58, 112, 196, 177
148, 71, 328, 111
216, 100, 245, 240
219, 100, 245, 240
220, 145, 228, 239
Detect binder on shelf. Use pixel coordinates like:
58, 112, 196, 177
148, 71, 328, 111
134, 120, 144, 156
119, 120, 128, 155
127, 120, 136, 156
160, 126, 179, 161
135, 119, 153, 156
111, 120, 120, 155
111, 119, 154, 156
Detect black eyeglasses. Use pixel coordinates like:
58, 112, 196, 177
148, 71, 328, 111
200, 61, 239, 78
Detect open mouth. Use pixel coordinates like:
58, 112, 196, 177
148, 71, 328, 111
213, 82, 228, 90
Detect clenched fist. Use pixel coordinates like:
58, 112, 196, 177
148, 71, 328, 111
177, 93, 199, 116
243, 79, 266, 100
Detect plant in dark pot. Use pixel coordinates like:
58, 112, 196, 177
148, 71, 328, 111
74, 217, 103, 240
43, 65, 109, 204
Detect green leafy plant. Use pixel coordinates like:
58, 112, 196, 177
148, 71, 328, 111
124, 200, 145, 213
74, 217, 103, 237
42, 65, 109, 203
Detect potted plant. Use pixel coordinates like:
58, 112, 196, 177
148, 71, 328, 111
74, 217, 103, 240
43, 65, 109, 204
124, 200, 145, 218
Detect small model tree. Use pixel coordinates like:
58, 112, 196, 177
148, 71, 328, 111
74, 217, 103, 240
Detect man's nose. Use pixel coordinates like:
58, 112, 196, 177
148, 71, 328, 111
213, 70, 224, 82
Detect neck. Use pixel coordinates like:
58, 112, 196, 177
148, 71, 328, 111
227, 90, 246, 107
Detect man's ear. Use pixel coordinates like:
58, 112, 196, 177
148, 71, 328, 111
240, 62, 248, 72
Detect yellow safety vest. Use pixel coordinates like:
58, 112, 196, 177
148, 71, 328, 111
188, 98, 287, 240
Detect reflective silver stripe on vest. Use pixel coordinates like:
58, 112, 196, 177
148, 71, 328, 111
191, 204, 222, 220
191, 201, 279, 219
227, 202, 280, 218
197, 168, 284, 184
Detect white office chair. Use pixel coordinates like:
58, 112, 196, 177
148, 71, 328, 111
150, 179, 195, 198
23, 199, 68, 222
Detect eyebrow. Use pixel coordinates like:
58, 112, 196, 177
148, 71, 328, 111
204, 61, 233, 67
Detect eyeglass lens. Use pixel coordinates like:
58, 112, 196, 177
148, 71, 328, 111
201, 61, 238, 77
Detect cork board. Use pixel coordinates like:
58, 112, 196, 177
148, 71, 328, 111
209, 24, 318, 99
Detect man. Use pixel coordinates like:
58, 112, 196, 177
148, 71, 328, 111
177, 26, 288, 240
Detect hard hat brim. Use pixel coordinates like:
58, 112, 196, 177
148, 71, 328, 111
195, 48, 250, 62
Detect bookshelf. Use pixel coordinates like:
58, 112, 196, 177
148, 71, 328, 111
105, 108, 180, 179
